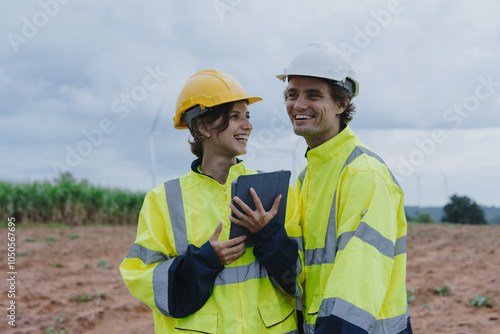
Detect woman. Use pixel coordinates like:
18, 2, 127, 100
120, 69, 302, 333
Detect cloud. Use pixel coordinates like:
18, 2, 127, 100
0, 0, 499, 207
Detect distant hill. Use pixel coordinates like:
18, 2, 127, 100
405, 205, 500, 225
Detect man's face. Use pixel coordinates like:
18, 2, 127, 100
285, 76, 344, 148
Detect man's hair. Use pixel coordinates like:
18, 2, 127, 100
319, 78, 356, 125
187, 101, 235, 159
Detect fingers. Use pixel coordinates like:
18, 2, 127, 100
269, 194, 282, 216
209, 221, 223, 242
231, 197, 254, 217
249, 188, 265, 212
228, 211, 246, 227
224, 240, 246, 265
229, 202, 246, 220
220, 234, 246, 247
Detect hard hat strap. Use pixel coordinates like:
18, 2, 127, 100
181, 105, 211, 129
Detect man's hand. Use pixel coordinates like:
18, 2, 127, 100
229, 187, 282, 233
209, 221, 246, 266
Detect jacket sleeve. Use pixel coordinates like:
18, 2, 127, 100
119, 189, 224, 319
315, 170, 401, 333
252, 186, 302, 298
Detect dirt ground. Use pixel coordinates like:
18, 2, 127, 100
1, 223, 499, 334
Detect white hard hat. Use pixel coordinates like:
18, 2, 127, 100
276, 41, 359, 97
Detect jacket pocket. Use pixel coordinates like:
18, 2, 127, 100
258, 301, 295, 328
307, 293, 323, 316
175, 313, 218, 334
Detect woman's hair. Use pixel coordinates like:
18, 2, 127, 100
319, 78, 356, 125
187, 101, 235, 159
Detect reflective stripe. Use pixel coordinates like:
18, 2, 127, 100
152, 257, 176, 317
304, 191, 337, 266
323, 190, 337, 263
355, 221, 395, 259
164, 178, 189, 256
336, 231, 355, 252
318, 297, 409, 334
338, 229, 406, 258
215, 262, 268, 285
126, 243, 171, 265
296, 297, 303, 312
298, 167, 307, 191
342, 146, 401, 188
291, 236, 304, 253
318, 297, 375, 332
394, 235, 407, 256
291, 256, 303, 298
283, 330, 299, 334
304, 323, 315, 334
304, 248, 322, 266
371, 307, 410, 334
304, 145, 404, 267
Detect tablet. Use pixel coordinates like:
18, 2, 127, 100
230, 170, 291, 246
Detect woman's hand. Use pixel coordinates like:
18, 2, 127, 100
229, 187, 282, 233
209, 221, 246, 266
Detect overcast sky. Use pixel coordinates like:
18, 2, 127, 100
1, 0, 499, 207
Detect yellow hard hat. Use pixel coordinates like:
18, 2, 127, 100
173, 69, 262, 129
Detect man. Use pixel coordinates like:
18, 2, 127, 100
277, 41, 412, 334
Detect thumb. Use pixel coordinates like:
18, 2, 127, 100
210, 221, 223, 242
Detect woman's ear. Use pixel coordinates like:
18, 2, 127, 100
199, 123, 211, 138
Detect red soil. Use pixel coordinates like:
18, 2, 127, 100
1, 224, 499, 333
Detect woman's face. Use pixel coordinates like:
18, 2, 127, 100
205, 101, 253, 157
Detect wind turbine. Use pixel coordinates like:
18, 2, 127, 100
149, 99, 164, 188
414, 172, 424, 209
438, 168, 449, 201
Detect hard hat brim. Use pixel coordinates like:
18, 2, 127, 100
174, 96, 262, 130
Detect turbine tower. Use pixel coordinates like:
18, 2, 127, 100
149, 99, 164, 188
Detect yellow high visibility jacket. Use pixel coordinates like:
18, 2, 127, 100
120, 160, 302, 334
296, 126, 411, 334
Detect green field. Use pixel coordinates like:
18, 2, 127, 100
0, 174, 145, 226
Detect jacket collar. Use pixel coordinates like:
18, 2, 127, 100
305, 125, 356, 165
191, 158, 245, 184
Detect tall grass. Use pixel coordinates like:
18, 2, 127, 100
0, 173, 145, 225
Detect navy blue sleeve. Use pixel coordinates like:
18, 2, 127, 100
167, 241, 224, 318
315, 315, 368, 334
253, 216, 299, 296
315, 315, 413, 334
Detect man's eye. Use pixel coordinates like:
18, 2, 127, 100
286, 93, 298, 100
